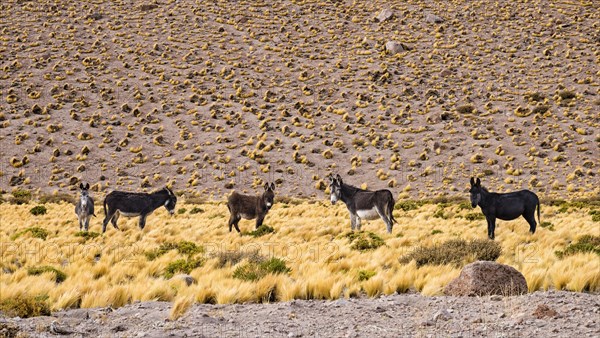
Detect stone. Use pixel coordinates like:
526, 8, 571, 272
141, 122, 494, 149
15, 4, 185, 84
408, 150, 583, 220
172, 274, 196, 286
444, 261, 528, 296
375, 9, 394, 22
433, 309, 452, 321
385, 41, 409, 55
425, 13, 444, 24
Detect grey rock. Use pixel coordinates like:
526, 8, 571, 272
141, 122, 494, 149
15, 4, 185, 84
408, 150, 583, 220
375, 9, 394, 22
444, 261, 528, 296
172, 274, 196, 286
385, 41, 409, 54
433, 309, 452, 321
425, 13, 444, 23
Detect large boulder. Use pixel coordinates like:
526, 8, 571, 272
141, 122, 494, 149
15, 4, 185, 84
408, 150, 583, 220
444, 261, 528, 296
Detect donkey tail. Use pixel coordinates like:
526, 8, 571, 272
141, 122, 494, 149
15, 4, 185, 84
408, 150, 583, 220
103, 197, 108, 217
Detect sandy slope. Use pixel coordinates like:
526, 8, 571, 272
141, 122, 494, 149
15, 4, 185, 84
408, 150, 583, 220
0, 0, 598, 201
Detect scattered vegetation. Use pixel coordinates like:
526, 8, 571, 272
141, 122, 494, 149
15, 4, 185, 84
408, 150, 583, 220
10, 190, 31, 204
164, 258, 204, 279
145, 241, 204, 260
11, 226, 48, 240
245, 225, 275, 237
395, 200, 424, 212
464, 213, 485, 221
233, 257, 290, 281
344, 231, 385, 251
399, 239, 501, 267
211, 250, 264, 268
357, 270, 376, 281
189, 207, 204, 214
540, 222, 555, 231
0, 295, 51, 318
75, 231, 101, 240
590, 210, 600, 222
29, 205, 47, 216
27, 266, 67, 283
555, 235, 600, 259
38, 193, 75, 204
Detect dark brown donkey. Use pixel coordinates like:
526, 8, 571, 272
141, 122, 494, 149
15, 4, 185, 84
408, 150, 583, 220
227, 183, 276, 233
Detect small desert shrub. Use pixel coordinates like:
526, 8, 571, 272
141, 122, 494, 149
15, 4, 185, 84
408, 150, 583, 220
456, 104, 475, 114
431, 229, 443, 235
11, 227, 48, 240
245, 225, 275, 237
164, 258, 204, 279
555, 235, 600, 259
10, 190, 31, 204
531, 105, 550, 114
345, 231, 385, 251
558, 90, 576, 100
27, 266, 67, 283
211, 250, 264, 268
0, 295, 51, 318
38, 193, 75, 204
145, 241, 204, 260
590, 210, 600, 222
432, 208, 448, 219
29, 205, 47, 216
464, 213, 485, 221
395, 200, 424, 212
399, 239, 501, 267
75, 231, 100, 240
458, 202, 472, 210
540, 222, 555, 231
177, 208, 187, 214
189, 207, 204, 214
232, 257, 290, 281
357, 270, 376, 281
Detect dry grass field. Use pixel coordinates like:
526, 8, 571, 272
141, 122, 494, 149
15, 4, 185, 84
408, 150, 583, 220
0, 198, 598, 314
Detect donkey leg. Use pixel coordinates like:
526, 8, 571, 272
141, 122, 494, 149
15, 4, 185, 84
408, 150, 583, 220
84, 216, 90, 232
233, 219, 241, 233
228, 214, 238, 232
111, 212, 120, 230
102, 211, 115, 233
486, 217, 496, 240
78, 217, 83, 231
139, 214, 148, 230
523, 212, 536, 234
376, 207, 393, 234
256, 216, 265, 229
355, 217, 362, 231
349, 213, 356, 231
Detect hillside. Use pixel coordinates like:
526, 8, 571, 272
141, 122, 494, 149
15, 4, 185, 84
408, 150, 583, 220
0, 0, 598, 200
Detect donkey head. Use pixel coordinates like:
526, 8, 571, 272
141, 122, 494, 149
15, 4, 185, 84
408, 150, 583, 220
328, 174, 343, 205
469, 177, 482, 208
163, 187, 177, 215
79, 182, 90, 205
262, 183, 275, 210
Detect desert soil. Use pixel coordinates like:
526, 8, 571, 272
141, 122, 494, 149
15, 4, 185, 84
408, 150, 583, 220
0, 0, 598, 200
1, 290, 599, 337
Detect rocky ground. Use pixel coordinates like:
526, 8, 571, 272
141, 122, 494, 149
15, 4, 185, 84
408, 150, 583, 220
1, 291, 598, 337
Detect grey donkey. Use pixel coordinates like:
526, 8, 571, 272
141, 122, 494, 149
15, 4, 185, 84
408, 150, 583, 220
75, 183, 96, 231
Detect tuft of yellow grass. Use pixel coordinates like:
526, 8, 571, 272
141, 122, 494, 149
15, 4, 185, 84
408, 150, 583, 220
169, 296, 195, 321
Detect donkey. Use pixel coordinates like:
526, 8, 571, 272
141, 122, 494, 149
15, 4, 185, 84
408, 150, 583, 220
328, 174, 397, 233
469, 177, 540, 240
227, 183, 276, 233
102, 187, 177, 233
75, 183, 96, 231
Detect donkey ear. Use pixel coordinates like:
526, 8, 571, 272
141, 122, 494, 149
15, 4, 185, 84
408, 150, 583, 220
270, 182, 275, 191
336, 174, 343, 185
470, 177, 475, 186
85, 183, 90, 190
264, 183, 269, 191
475, 178, 481, 186
79, 183, 84, 189
165, 187, 172, 195
328, 174, 334, 183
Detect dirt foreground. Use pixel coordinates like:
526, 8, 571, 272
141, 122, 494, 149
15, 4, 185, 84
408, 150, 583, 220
1, 290, 598, 337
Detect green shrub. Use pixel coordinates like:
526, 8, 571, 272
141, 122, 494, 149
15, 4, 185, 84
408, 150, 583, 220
27, 266, 67, 283
590, 210, 600, 222
11, 227, 48, 240
145, 241, 204, 260
540, 222, 554, 231
357, 270, 376, 281
344, 231, 385, 251
432, 208, 448, 219
189, 207, 204, 214
163, 258, 204, 279
29, 205, 47, 216
0, 295, 51, 318
75, 231, 100, 240
399, 239, 501, 267
38, 193, 75, 204
555, 235, 600, 259
431, 229, 443, 235
177, 208, 187, 214
395, 200, 424, 212
233, 257, 290, 281
464, 213, 485, 221
245, 225, 275, 237
458, 202, 471, 210
11, 190, 31, 205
